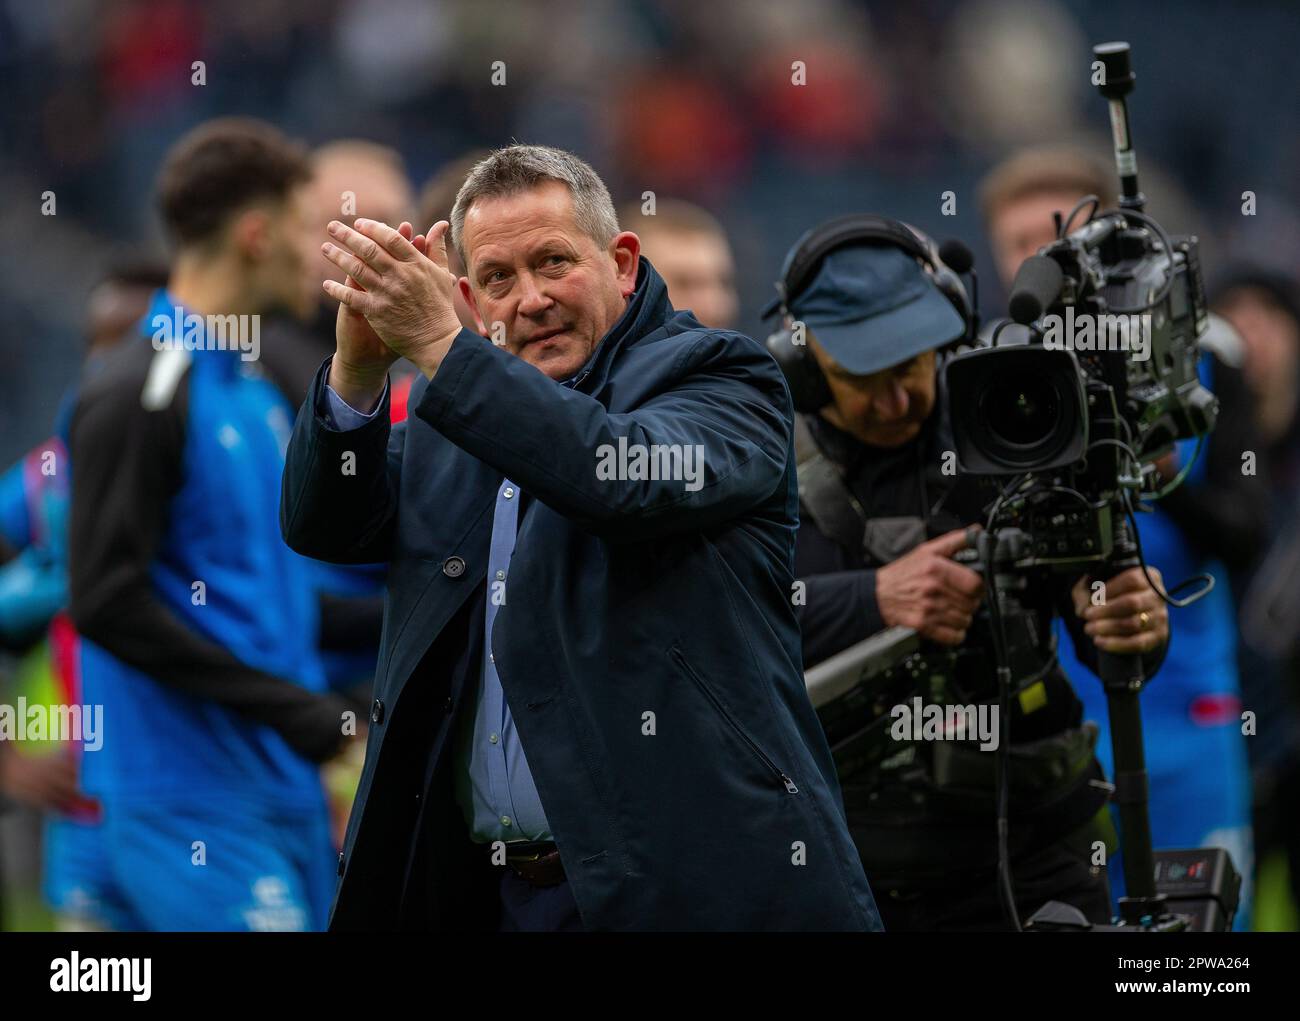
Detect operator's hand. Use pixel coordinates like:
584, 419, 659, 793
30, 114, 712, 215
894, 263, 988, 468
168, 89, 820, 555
1071, 566, 1168, 655
876, 528, 984, 646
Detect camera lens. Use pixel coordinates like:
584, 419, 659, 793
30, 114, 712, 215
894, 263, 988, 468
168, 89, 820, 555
944, 346, 1086, 474
980, 377, 1060, 450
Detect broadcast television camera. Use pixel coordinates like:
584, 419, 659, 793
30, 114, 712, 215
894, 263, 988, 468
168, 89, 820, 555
944, 131, 1217, 570
807, 42, 1241, 931
946, 39, 1237, 931
946, 40, 1237, 931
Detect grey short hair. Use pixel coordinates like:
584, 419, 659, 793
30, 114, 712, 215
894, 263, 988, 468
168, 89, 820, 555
449, 144, 619, 269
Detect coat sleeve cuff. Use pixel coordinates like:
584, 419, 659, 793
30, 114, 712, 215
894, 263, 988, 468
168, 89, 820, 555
311, 357, 391, 432
412, 330, 488, 428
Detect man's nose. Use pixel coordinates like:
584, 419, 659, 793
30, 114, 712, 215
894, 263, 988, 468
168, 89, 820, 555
517, 273, 553, 317
873, 380, 910, 421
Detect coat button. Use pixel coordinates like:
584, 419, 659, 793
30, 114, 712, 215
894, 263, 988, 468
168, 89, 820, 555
443, 556, 466, 578
370, 698, 385, 725
443, 696, 454, 713
337, 851, 345, 876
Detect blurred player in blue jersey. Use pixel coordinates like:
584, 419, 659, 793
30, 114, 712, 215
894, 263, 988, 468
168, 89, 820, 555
67, 119, 352, 931
0, 263, 163, 929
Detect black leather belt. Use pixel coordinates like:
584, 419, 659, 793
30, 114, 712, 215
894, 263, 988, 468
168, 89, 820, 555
505, 840, 565, 888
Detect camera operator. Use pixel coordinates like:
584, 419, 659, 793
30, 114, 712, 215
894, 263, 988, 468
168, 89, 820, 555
771, 216, 1169, 931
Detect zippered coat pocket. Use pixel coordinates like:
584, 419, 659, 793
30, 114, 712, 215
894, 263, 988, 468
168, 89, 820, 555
669, 646, 799, 795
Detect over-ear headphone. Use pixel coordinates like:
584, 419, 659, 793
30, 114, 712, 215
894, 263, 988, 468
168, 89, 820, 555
762, 214, 975, 413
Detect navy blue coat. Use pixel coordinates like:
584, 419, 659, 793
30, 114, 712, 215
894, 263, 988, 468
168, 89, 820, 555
281, 260, 882, 931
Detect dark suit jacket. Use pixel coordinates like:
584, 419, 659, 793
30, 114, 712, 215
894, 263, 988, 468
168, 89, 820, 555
280, 260, 882, 931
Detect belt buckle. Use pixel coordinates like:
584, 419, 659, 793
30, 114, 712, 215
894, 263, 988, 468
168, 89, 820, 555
505, 843, 563, 888
505, 841, 554, 867
506, 839, 545, 859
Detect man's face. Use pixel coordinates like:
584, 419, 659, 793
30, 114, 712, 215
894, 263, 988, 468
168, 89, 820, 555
810, 335, 938, 448
988, 189, 1084, 289
86, 282, 158, 356
640, 228, 738, 330
311, 157, 413, 286
1218, 288, 1300, 398
250, 184, 318, 320
459, 181, 639, 380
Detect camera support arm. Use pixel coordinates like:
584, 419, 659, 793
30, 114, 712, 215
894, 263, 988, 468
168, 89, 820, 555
1093, 516, 1167, 924
978, 514, 1175, 928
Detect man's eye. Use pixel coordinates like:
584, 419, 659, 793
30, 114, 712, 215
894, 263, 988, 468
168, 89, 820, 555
487, 270, 507, 283
543, 255, 566, 267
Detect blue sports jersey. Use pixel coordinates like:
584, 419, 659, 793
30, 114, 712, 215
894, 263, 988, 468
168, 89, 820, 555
78, 291, 329, 807
0, 439, 68, 643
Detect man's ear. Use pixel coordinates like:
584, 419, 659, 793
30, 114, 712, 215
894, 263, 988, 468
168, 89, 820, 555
458, 277, 488, 335
610, 231, 640, 298
231, 207, 272, 262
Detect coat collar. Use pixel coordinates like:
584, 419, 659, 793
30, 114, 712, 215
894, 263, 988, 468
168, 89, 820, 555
566, 257, 672, 393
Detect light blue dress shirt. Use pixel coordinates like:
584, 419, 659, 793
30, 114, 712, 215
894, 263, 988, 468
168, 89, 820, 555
322, 380, 551, 844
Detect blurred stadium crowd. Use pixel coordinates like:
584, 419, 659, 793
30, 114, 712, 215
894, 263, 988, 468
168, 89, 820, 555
3, 0, 1298, 457
0, 0, 1297, 929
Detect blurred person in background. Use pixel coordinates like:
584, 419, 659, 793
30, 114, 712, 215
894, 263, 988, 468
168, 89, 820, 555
66, 119, 352, 931
1213, 272, 1300, 510
0, 261, 166, 930
416, 150, 491, 343
261, 140, 417, 411
1213, 270, 1300, 924
617, 199, 739, 330
261, 140, 418, 687
982, 146, 1117, 290
1, 434, 79, 929
0, 261, 167, 649
257, 139, 419, 847
980, 146, 1264, 928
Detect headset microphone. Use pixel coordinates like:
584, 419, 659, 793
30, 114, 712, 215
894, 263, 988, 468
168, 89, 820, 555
938, 238, 978, 340
938, 239, 973, 274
